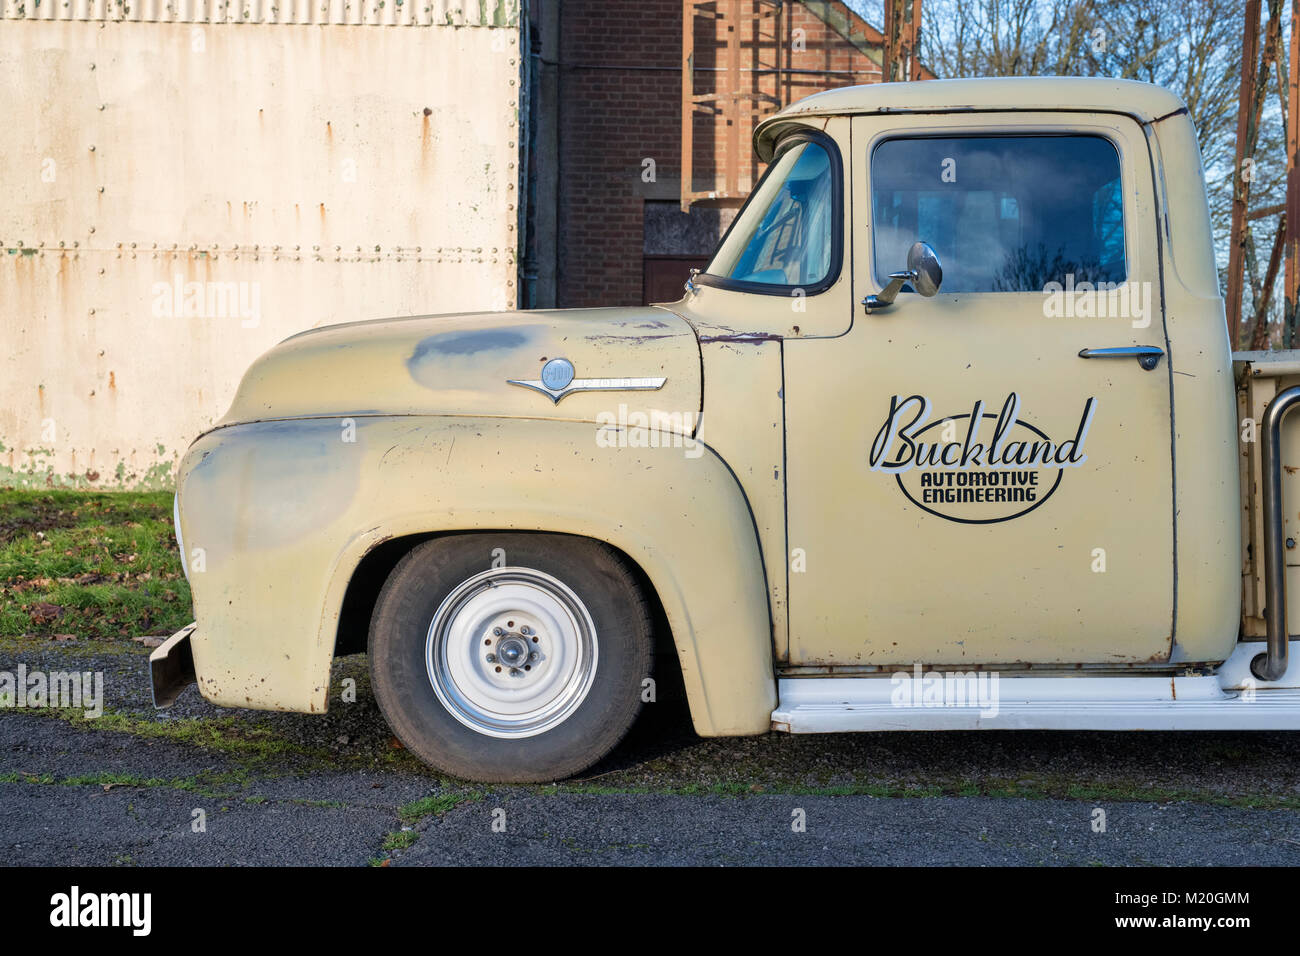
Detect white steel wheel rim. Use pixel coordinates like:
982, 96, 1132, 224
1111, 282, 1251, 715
425, 567, 599, 739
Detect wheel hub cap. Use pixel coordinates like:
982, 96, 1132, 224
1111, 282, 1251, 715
425, 567, 599, 738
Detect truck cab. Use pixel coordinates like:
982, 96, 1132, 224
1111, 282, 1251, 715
158, 77, 1300, 783
681, 76, 1239, 672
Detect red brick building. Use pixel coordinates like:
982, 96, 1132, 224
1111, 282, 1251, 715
522, 1, 932, 309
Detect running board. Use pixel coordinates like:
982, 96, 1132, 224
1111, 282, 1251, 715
771, 641, 1300, 733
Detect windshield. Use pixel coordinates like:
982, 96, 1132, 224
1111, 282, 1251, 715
706, 139, 836, 289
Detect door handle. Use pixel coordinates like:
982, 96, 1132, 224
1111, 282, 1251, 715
1077, 346, 1164, 371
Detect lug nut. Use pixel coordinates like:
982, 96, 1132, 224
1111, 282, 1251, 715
485, 654, 496, 663
493, 627, 504, 636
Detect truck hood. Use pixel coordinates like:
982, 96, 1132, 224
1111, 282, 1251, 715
215, 306, 702, 431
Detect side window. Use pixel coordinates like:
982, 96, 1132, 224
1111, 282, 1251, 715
707, 139, 836, 289
871, 135, 1127, 293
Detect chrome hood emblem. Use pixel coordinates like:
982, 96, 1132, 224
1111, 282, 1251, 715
508, 357, 667, 405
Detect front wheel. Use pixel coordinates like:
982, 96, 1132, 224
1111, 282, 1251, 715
368, 533, 654, 782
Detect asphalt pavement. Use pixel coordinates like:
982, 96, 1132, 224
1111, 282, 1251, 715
4, 640, 1300, 866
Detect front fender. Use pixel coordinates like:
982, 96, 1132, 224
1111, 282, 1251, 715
177, 415, 776, 736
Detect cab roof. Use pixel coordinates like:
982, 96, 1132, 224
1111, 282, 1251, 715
753, 77, 1187, 160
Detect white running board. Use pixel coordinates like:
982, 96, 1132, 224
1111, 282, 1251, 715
771, 641, 1300, 733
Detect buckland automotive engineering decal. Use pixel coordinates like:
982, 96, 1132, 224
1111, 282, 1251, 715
868, 393, 1097, 524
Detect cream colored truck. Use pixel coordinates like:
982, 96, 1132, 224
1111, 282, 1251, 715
153, 77, 1300, 782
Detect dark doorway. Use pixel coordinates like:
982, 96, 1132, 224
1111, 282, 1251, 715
642, 256, 709, 305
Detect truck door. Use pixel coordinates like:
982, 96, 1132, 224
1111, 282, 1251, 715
783, 112, 1174, 666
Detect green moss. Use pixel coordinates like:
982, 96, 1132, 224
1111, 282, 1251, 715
533, 773, 1300, 810
0, 768, 253, 797
45, 707, 334, 764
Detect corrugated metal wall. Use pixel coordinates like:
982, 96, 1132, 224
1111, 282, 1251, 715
1, 0, 517, 27
0, 14, 523, 487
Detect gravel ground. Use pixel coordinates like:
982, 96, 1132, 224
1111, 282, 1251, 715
4, 637, 1300, 866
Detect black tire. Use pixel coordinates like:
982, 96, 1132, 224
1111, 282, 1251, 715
368, 533, 654, 783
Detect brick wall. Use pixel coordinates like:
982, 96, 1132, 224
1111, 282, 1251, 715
553, 0, 889, 307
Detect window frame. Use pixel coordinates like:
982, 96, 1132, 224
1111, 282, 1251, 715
867, 131, 1130, 293
697, 127, 845, 297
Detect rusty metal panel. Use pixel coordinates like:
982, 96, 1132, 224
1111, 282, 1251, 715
0, 0, 518, 24
0, 19, 522, 486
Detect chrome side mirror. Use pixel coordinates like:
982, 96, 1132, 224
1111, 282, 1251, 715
862, 241, 944, 314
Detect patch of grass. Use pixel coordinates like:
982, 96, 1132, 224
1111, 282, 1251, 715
0, 490, 191, 641
398, 791, 483, 824
381, 830, 418, 851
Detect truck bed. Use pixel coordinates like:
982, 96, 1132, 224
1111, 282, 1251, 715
1234, 350, 1300, 641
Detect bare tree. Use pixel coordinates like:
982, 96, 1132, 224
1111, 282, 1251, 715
915, 0, 1293, 344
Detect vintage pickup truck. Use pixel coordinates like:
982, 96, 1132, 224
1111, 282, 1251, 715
154, 76, 1300, 782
